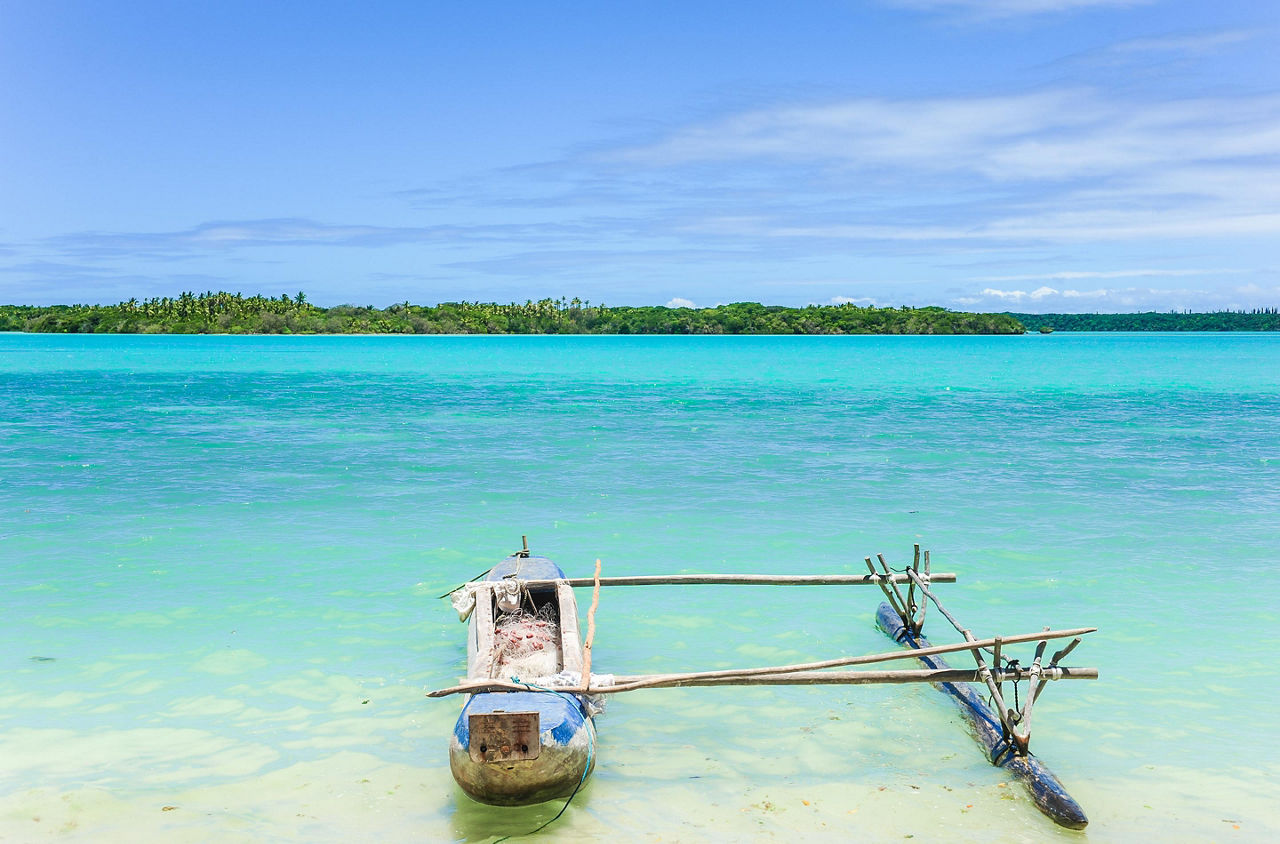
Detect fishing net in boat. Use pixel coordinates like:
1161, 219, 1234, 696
492, 603, 560, 680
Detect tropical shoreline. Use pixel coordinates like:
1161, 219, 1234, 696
5, 293, 1277, 335
1, 294, 1020, 335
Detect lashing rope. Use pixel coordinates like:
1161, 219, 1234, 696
492, 681, 595, 842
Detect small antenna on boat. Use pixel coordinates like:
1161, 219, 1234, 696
518, 535, 530, 558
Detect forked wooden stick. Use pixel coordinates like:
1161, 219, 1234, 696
580, 558, 602, 691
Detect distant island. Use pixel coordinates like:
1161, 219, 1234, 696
3, 293, 1277, 335
0, 293, 1022, 335
1007, 311, 1280, 332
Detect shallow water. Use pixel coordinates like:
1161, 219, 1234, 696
1, 333, 1277, 842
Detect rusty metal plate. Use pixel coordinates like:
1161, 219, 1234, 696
469, 711, 541, 763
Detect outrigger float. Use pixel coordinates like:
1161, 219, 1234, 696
433, 540, 1097, 829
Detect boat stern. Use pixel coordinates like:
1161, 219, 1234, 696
449, 690, 595, 806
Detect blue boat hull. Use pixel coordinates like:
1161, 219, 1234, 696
450, 690, 595, 806
448, 553, 596, 806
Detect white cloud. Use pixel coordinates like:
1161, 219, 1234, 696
615, 90, 1107, 176
979, 286, 1061, 301
674, 145, 1280, 246
699, 210, 1280, 244
953, 284, 1280, 312
976, 268, 1243, 282
618, 91, 1280, 187
666, 297, 696, 308
953, 274, 1280, 312
976, 210, 1280, 241
829, 296, 879, 306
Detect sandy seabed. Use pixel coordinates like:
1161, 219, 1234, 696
2, 743, 1276, 843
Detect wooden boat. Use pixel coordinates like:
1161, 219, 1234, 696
447, 551, 596, 806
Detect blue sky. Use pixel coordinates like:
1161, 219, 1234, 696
1, 0, 1277, 312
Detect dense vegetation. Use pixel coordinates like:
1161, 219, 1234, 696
0, 292, 1025, 335
1007, 310, 1280, 332
7, 294, 1275, 335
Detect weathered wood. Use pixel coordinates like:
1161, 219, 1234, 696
905, 568, 969, 639
509, 572, 957, 589
607, 666, 1096, 689
471, 583, 495, 678
429, 624, 1096, 698
876, 553, 914, 625
993, 635, 1004, 719
556, 581, 583, 674
913, 548, 930, 631
903, 568, 1019, 739
1011, 639, 1050, 752
877, 602, 1090, 830
427, 664, 1097, 698
571, 625, 1095, 694
468, 711, 541, 763
905, 545, 921, 628
1051, 637, 1081, 666
867, 556, 908, 622
580, 558, 602, 691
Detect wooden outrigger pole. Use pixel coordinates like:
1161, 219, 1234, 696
434, 542, 1096, 829
429, 629, 1097, 696
439, 571, 956, 598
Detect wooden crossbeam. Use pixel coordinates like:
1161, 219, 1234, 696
505, 572, 957, 589
428, 665, 1097, 698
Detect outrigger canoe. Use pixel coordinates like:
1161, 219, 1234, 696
447, 552, 596, 806
437, 543, 1096, 828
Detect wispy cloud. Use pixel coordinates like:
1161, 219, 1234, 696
974, 268, 1246, 282
0, 263, 233, 305
612, 90, 1101, 176
688, 210, 1280, 244
881, 0, 1152, 19
443, 245, 757, 278
1106, 29, 1257, 57
608, 88, 1280, 247
0, 259, 109, 277
42, 218, 600, 260
615, 91, 1280, 183
43, 219, 432, 260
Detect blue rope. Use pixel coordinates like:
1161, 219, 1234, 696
492, 680, 595, 842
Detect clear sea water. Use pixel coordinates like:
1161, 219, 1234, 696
1, 333, 1277, 842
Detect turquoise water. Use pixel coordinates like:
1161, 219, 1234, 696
1, 333, 1277, 842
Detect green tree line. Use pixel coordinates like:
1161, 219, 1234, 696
0, 292, 1026, 335
1007, 310, 1280, 332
